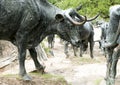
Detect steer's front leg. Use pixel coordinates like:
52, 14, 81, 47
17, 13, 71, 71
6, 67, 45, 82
64, 41, 70, 58
17, 44, 32, 80
89, 34, 94, 58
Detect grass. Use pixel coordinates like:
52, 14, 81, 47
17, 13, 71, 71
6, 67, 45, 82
0, 74, 20, 78
0, 72, 70, 85
1, 72, 66, 82
70, 55, 106, 65
30, 72, 69, 85
30, 72, 63, 79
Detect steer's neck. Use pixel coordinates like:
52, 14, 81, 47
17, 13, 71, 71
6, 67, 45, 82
37, 0, 63, 34
39, 0, 62, 19
34, 0, 63, 42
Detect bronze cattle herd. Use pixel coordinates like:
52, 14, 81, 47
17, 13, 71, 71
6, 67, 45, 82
0, 0, 120, 85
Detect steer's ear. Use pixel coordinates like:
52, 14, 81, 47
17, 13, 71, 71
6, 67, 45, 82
55, 14, 64, 22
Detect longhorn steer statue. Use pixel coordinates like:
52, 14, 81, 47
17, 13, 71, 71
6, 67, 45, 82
0, 0, 87, 80
64, 22, 95, 58
78, 22, 94, 58
102, 5, 120, 85
97, 21, 109, 57
0, 0, 99, 80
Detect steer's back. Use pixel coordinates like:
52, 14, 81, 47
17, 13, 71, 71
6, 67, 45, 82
106, 5, 120, 42
79, 22, 93, 40
0, 0, 27, 40
0, 0, 35, 40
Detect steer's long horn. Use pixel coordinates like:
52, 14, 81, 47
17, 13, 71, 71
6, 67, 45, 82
86, 13, 100, 22
75, 4, 82, 11
75, 13, 100, 22
65, 9, 87, 25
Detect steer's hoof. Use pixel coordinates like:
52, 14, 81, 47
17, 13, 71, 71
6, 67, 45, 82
38, 67, 46, 74
66, 54, 70, 58
22, 74, 32, 81
109, 78, 115, 85
80, 55, 82, 57
106, 77, 115, 85
49, 50, 54, 57
90, 56, 94, 59
104, 77, 107, 80
66, 56, 69, 58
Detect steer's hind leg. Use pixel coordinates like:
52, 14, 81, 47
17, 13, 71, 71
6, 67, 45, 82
29, 48, 45, 74
109, 45, 120, 85
106, 48, 113, 85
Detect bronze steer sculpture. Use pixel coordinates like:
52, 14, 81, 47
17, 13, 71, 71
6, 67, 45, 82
97, 21, 109, 57
47, 16, 100, 58
102, 5, 120, 85
0, 0, 99, 80
64, 22, 94, 58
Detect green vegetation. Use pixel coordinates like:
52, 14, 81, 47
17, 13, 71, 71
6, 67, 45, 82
31, 72, 64, 80
30, 72, 69, 85
70, 55, 106, 65
0, 74, 20, 79
94, 78, 103, 85
48, 0, 120, 19
1, 73, 65, 80
1, 73, 69, 85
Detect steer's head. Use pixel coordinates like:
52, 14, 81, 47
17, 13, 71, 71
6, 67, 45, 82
55, 8, 87, 46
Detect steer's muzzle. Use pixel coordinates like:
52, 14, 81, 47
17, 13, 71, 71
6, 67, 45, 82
71, 39, 80, 47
